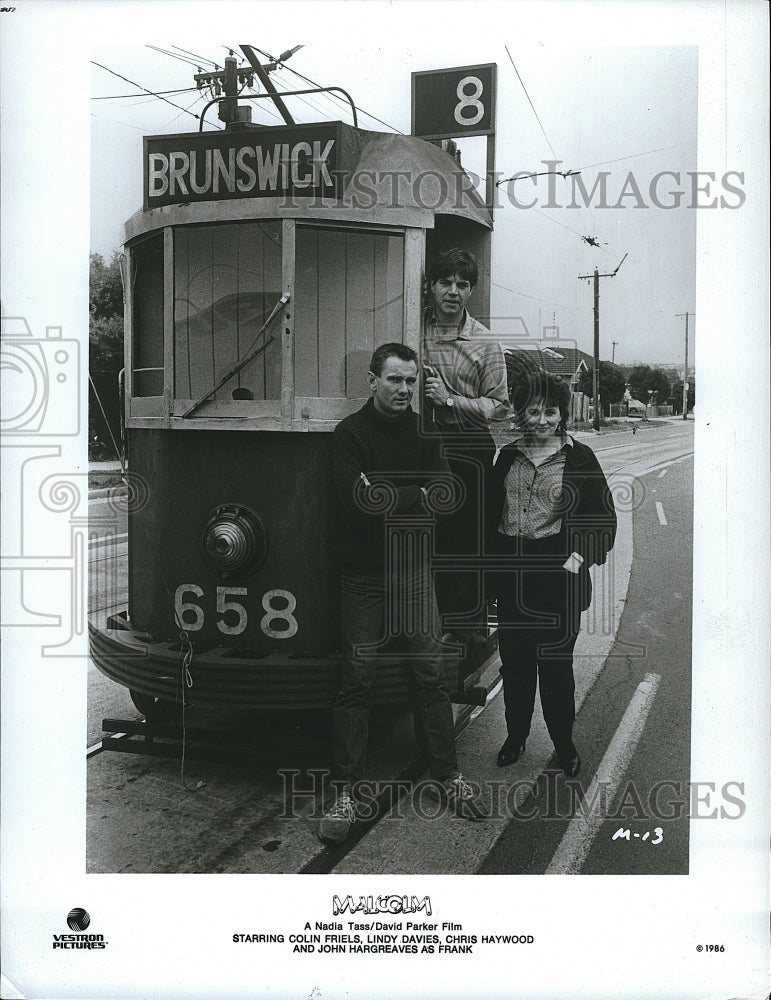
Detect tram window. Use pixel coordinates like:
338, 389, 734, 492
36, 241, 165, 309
131, 233, 164, 397
294, 226, 404, 398
173, 222, 283, 402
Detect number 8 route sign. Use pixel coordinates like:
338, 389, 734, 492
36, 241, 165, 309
412, 63, 497, 139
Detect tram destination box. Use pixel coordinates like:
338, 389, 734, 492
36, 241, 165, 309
143, 122, 343, 209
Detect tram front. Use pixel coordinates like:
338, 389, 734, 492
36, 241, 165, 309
89, 114, 493, 713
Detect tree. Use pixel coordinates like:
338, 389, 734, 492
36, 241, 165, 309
90, 251, 124, 322
89, 251, 124, 371
624, 365, 673, 406
577, 361, 626, 416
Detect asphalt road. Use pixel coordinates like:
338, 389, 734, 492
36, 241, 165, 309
480, 420, 694, 874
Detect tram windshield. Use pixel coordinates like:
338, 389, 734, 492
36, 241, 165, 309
294, 225, 404, 399
173, 221, 283, 403
127, 217, 411, 424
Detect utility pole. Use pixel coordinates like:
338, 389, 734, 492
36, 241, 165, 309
195, 53, 255, 127
612, 340, 618, 364
579, 254, 628, 432
675, 312, 693, 420
194, 45, 304, 127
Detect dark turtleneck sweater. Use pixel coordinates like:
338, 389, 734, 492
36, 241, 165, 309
332, 397, 449, 574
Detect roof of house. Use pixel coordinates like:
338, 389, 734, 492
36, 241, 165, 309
504, 344, 595, 386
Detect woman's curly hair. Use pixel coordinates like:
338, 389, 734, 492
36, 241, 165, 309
511, 369, 572, 434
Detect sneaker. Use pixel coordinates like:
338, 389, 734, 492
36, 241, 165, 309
439, 773, 486, 821
319, 793, 356, 844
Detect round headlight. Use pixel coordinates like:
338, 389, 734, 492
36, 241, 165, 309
202, 503, 268, 577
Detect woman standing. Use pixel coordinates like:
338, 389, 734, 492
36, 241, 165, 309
489, 371, 617, 777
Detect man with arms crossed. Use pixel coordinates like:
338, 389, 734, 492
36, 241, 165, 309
320, 343, 480, 843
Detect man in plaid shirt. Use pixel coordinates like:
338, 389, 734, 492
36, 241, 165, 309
422, 248, 509, 641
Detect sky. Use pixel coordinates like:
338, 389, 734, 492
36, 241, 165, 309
88, 18, 701, 367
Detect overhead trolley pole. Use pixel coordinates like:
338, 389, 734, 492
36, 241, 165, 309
675, 311, 694, 419
579, 254, 628, 432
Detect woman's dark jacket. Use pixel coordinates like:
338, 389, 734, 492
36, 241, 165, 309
489, 437, 617, 613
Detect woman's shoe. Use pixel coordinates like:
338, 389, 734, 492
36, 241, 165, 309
559, 751, 581, 778
497, 738, 525, 768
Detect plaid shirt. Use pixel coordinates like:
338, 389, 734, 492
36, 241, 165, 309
423, 309, 509, 432
498, 436, 574, 539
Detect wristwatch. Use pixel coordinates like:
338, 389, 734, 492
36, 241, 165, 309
445, 396, 454, 408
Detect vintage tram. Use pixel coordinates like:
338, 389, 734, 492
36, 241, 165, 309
89, 65, 498, 717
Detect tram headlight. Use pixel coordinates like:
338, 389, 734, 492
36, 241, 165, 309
202, 503, 268, 577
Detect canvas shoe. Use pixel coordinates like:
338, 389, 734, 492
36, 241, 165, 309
438, 773, 486, 821
319, 792, 356, 843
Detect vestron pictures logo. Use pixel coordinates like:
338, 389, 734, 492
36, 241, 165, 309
67, 907, 90, 930
52, 909, 108, 950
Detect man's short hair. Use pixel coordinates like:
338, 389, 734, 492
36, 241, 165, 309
370, 342, 419, 377
511, 369, 572, 432
427, 248, 479, 288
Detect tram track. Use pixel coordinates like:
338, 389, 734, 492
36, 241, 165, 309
86, 645, 503, 874
300, 654, 501, 874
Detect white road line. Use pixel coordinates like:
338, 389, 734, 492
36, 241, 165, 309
629, 451, 693, 477
655, 502, 667, 525
545, 672, 661, 875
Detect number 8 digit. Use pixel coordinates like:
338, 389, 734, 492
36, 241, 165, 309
454, 76, 484, 127
261, 588, 298, 638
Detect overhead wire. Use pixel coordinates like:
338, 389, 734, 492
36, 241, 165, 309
503, 44, 599, 244
91, 61, 203, 123
163, 91, 221, 132
241, 91, 287, 126
221, 44, 322, 124
146, 44, 209, 70
573, 141, 695, 172
271, 66, 343, 123
504, 45, 560, 163
496, 184, 614, 256
92, 88, 199, 100
172, 44, 221, 68
244, 43, 401, 132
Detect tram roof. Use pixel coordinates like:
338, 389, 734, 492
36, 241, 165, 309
342, 127, 492, 227
124, 123, 492, 239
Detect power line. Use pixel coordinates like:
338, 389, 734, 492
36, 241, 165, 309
574, 141, 695, 172
91, 61, 202, 122
172, 45, 220, 68
92, 88, 198, 100
162, 91, 218, 132
271, 67, 344, 123
146, 45, 208, 70
491, 280, 567, 309
241, 92, 286, 126
503, 44, 598, 245
498, 201, 614, 258
504, 45, 560, 163
244, 43, 401, 132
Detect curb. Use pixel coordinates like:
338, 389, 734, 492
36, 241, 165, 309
89, 486, 129, 500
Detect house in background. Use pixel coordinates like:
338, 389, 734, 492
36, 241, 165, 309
504, 343, 594, 423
